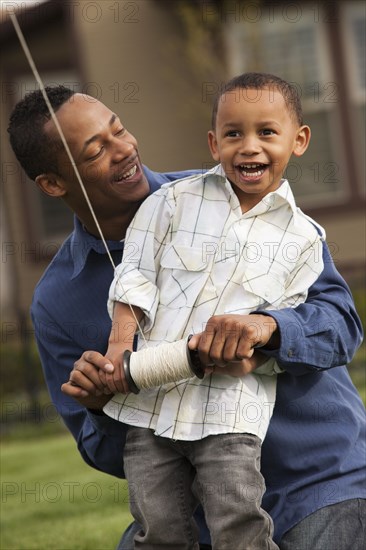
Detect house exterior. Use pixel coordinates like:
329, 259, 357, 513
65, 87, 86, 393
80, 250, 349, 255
1, 0, 365, 345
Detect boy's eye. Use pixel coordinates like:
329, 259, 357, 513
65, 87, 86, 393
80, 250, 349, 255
225, 130, 240, 138
261, 129, 275, 136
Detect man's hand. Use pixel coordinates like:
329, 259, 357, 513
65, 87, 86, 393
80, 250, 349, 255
188, 313, 278, 368
61, 350, 115, 409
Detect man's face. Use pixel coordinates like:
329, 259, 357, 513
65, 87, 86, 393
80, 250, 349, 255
44, 93, 150, 217
208, 88, 308, 210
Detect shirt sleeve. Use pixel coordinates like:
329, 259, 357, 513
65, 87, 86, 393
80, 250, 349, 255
31, 303, 127, 478
279, 231, 324, 308
108, 189, 173, 331
255, 240, 363, 374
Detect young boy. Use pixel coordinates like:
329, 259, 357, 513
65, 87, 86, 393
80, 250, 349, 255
102, 73, 324, 549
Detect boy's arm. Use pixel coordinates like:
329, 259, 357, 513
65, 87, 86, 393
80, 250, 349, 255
102, 190, 174, 390
108, 188, 173, 333
102, 302, 143, 394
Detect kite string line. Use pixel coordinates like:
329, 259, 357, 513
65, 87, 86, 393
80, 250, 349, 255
9, 12, 148, 347
9, 14, 115, 270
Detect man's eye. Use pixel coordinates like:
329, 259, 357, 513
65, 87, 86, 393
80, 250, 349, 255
88, 147, 104, 160
115, 127, 125, 136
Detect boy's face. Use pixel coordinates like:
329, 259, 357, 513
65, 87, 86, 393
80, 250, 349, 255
208, 87, 310, 210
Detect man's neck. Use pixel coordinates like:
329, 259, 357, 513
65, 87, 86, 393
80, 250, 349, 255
79, 210, 138, 241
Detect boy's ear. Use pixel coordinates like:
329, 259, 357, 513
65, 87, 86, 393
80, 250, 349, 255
293, 125, 311, 157
35, 173, 67, 197
208, 130, 220, 162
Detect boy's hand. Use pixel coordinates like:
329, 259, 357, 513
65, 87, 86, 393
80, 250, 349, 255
188, 313, 278, 368
208, 351, 268, 377
102, 343, 132, 395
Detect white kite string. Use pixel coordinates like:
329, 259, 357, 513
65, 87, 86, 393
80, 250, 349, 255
9, 14, 201, 390
9, 12, 147, 345
10, 12, 201, 391
9, 13, 200, 389
9, 14, 115, 270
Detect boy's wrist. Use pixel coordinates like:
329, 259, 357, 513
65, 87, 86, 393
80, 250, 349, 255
107, 338, 134, 348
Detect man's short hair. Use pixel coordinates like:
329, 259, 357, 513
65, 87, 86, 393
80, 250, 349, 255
7, 85, 76, 181
211, 72, 303, 129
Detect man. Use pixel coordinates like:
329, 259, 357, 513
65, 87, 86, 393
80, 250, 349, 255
8, 86, 366, 549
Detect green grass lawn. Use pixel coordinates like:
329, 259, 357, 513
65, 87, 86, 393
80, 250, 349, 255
1, 348, 364, 550
0, 434, 132, 550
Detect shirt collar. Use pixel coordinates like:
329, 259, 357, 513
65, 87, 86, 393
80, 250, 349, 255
69, 165, 159, 279
203, 164, 298, 217
70, 216, 124, 279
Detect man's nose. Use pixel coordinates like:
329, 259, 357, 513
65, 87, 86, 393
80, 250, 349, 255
111, 137, 134, 162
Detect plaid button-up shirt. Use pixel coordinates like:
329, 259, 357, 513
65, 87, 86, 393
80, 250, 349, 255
104, 165, 324, 441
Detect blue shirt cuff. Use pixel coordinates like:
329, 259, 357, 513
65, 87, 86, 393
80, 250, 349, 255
253, 309, 335, 374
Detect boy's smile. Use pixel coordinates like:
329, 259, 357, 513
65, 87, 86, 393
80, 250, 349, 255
208, 87, 310, 211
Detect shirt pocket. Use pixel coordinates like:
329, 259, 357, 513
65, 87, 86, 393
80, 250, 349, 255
241, 266, 286, 309
158, 244, 211, 308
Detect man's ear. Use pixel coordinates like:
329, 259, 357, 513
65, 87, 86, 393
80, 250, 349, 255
293, 125, 311, 157
35, 173, 67, 197
208, 130, 220, 162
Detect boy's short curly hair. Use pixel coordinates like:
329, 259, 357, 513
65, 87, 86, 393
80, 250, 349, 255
7, 85, 76, 181
211, 72, 303, 129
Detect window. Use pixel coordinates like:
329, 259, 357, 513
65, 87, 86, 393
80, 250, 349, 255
341, 1, 366, 196
225, 4, 350, 207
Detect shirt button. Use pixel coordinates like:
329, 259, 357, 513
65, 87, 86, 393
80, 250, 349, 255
287, 349, 294, 358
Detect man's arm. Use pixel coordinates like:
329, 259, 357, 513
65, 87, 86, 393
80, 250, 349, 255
189, 242, 362, 374
31, 307, 127, 478
257, 241, 363, 374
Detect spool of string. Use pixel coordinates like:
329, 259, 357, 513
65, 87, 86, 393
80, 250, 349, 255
124, 337, 205, 393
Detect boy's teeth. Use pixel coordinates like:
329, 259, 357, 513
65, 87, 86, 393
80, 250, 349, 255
239, 164, 266, 177
242, 170, 263, 177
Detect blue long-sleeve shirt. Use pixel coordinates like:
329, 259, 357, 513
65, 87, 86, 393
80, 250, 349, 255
31, 166, 365, 544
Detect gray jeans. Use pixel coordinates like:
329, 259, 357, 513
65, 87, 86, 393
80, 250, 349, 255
118, 498, 366, 550
122, 426, 278, 550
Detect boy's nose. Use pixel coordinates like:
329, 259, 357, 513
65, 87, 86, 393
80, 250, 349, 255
238, 136, 261, 156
